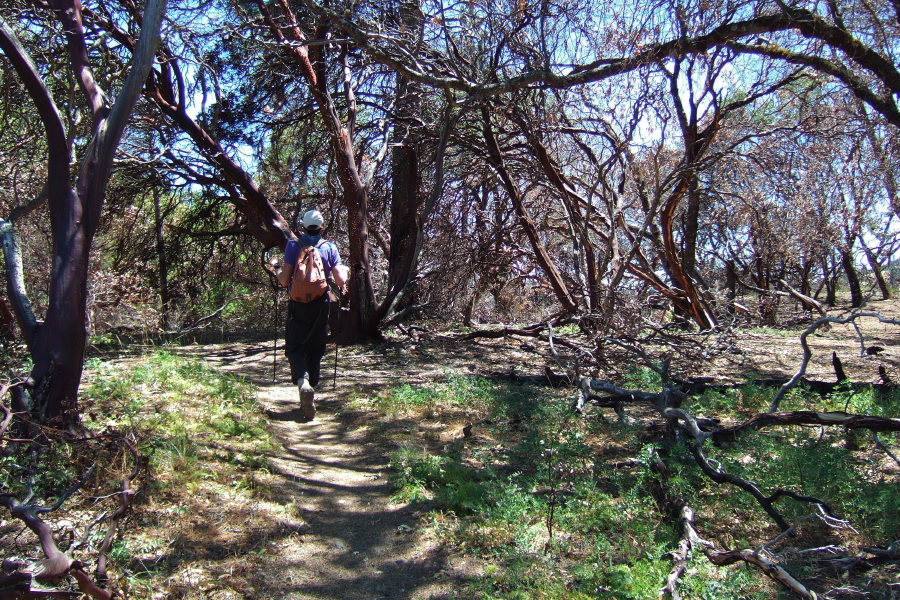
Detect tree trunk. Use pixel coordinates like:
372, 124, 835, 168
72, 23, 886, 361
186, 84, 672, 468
798, 257, 813, 297
658, 178, 717, 329
840, 248, 863, 307
645, 65, 721, 330
0, 1, 167, 427
516, 117, 602, 311
480, 106, 577, 315
258, 0, 379, 341
463, 277, 486, 327
381, 30, 426, 324
862, 246, 892, 300
822, 257, 837, 307
724, 260, 737, 316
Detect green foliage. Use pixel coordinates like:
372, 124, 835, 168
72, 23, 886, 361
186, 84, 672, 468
552, 323, 580, 336
83, 350, 270, 489
377, 374, 493, 416
622, 366, 662, 390
0, 441, 81, 501
690, 382, 774, 414
711, 430, 900, 543
820, 384, 900, 418
389, 443, 494, 512
384, 376, 767, 599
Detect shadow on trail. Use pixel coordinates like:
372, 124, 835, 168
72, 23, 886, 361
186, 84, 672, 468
172, 335, 477, 599
263, 401, 463, 598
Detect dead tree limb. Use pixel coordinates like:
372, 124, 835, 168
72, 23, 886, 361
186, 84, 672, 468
0, 395, 12, 440
872, 432, 900, 469
2, 469, 93, 581
0, 463, 121, 599
769, 313, 900, 412
545, 322, 575, 385
459, 325, 582, 353
712, 411, 900, 444
706, 549, 818, 598
94, 437, 141, 585
663, 505, 818, 599
661, 505, 713, 600
0, 379, 30, 441
777, 279, 827, 317
831, 352, 847, 382
735, 276, 826, 317
580, 377, 835, 532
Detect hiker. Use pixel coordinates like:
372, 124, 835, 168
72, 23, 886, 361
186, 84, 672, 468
273, 210, 349, 420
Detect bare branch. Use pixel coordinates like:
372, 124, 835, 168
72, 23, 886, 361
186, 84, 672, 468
770, 313, 900, 412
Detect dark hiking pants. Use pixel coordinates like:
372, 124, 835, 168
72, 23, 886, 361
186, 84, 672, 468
285, 295, 329, 387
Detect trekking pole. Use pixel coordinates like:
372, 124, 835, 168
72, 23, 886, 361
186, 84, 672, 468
333, 340, 338, 388
272, 282, 278, 383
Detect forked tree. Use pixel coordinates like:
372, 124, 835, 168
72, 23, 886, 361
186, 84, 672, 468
0, 0, 166, 427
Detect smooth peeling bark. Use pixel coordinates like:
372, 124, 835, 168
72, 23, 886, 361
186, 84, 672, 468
0, 0, 167, 425
480, 106, 578, 315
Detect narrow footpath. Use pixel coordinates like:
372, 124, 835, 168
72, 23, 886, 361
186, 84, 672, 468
188, 338, 479, 600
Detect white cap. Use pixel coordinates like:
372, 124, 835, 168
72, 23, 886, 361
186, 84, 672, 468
301, 210, 324, 229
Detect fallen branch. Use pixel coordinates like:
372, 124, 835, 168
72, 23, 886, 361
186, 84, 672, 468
770, 312, 900, 412
735, 276, 825, 317
661, 505, 713, 600
95, 437, 142, 585
706, 548, 818, 598
0, 461, 122, 599
712, 411, 900, 444
663, 504, 818, 599
778, 279, 827, 317
0, 379, 28, 439
579, 377, 835, 532
164, 301, 229, 334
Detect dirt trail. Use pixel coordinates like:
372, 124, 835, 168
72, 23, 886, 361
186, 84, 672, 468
176, 338, 496, 600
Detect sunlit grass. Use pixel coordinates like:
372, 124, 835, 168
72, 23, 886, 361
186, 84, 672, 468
74, 350, 285, 597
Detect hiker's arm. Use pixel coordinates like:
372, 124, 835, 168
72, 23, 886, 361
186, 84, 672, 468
276, 262, 293, 288
331, 264, 349, 288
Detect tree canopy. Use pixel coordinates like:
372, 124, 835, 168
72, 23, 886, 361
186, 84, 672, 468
0, 0, 897, 424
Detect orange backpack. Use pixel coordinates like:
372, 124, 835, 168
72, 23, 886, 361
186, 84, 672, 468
290, 240, 328, 302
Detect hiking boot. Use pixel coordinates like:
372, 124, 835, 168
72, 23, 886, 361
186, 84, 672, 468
299, 379, 316, 420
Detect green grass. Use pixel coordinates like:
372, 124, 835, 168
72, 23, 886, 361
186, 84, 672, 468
376, 371, 900, 598
381, 376, 773, 599
2, 349, 282, 598
82, 352, 274, 488
377, 373, 494, 417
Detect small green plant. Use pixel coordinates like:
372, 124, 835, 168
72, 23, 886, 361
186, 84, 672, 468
623, 365, 662, 390
823, 384, 900, 418
377, 375, 494, 417
388, 443, 493, 512
377, 384, 431, 416
553, 323, 580, 336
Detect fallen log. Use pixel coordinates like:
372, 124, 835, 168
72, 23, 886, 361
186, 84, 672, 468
712, 411, 900, 444
663, 504, 818, 600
